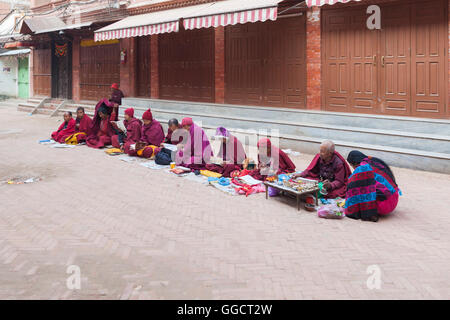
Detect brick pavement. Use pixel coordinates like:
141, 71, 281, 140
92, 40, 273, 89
0, 106, 449, 299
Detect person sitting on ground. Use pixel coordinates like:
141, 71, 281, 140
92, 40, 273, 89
175, 117, 213, 171
51, 112, 76, 143
128, 109, 164, 159
163, 118, 183, 145
93, 98, 115, 124
206, 127, 247, 178
65, 107, 92, 144
86, 105, 114, 149
345, 150, 401, 222
293, 140, 351, 199
109, 83, 124, 121
111, 107, 142, 153
249, 138, 296, 181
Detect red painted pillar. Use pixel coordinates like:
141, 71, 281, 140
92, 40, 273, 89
214, 26, 225, 104
306, 7, 322, 110
119, 38, 136, 97
150, 34, 159, 99
72, 36, 80, 102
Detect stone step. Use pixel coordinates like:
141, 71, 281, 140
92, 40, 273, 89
124, 98, 450, 136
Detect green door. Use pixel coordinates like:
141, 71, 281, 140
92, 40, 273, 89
18, 57, 29, 99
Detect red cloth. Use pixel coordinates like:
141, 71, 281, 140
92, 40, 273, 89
112, 118, 142, 151
301, 151, 351, 199
51, 118, 76, 143
128, 119, 164, 157
92, 99, 115, 130
249, 138, 296, 181
111, 83, 119, 90
181, 117, 193, 127
86, 116, 114, 149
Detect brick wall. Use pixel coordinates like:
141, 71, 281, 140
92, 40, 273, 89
306, 7, 322, 111
214, 26, 225, 104
150, 35, 159, 99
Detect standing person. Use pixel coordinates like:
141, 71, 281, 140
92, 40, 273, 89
175, 117, 213, 171
293, 140, 351, 199
345, 150, 401, 222
109, 83, 124, 121
111, 108, 142, 153
51, 112, 76, 143
128, 109, 164, 159
206, 127, 247, 177
86, 106, 114, 149
249, 138, 296, 181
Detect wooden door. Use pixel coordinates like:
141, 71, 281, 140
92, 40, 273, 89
52, 41, 72, 99
410, 0, 447, 118
225, 16, 306, 108
159, 28, 214, 102
80, 42, 120, 101
136, 36, 151, 97
32, 47, 51, 97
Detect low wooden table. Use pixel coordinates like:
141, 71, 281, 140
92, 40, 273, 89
264, 180, 319, 211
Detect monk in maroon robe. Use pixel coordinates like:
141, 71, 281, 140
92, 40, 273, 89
70, 107, 92, 143
86, 106, 114, 149
109, 83, 124, 121
175, 117, 213, 171
128, 109, 165, 158
249, 138, 296, 181
111, 107, 142, 153
51, 112, 76, 143
206, 127, 246, 177
293, 140, 351, 199
163, 118, 183, 145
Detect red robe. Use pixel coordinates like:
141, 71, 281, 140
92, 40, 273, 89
74, 115, 93, 143
300, 151, 351, 199
128, 119, 165, 158
250, 145, 296, 181
51, 118, 76, 143
111, 118, 142, 153
86, 116, 114, 149
206, 134, 247, 177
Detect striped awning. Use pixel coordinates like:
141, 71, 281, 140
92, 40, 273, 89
94, 3, 212, 41
183, 0, 282, 30
306, 0, 363, 6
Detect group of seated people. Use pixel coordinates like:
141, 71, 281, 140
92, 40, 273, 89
51, 101, 400, 223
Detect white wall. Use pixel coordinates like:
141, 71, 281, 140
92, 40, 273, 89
0, 56, 18, 97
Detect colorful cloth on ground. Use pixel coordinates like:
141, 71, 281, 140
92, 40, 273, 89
344, 158, 399, 220
51, 118, 76, 143
176, 122, 213, 170
300, 151, 351, 199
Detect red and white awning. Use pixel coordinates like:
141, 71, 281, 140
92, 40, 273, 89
306, 0, 363, 7
94, 3, 212, 41
184, 0, 282, 30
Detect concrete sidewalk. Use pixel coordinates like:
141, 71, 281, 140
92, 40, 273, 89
0, 107, 449, 299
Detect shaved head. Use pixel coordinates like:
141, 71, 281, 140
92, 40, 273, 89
319, 140, 335, 162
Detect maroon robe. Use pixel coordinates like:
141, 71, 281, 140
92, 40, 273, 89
86, 116, 114, 149
250, 138, 296, 181
175, 123, 213, 171
128, 119, 165, 158
300, 151, 351, 199
111, 118, 142, 153
92, 99, 116, 125
51, 118, 76, 143
74, 114, 92, 143
164, 126, 184, 145
206, 134, 247, 177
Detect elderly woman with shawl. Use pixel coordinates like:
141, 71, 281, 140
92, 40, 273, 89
345, 150, 401, 222
175, 117, 213, 171
249, 138, 296, 181
206, 127, 247, 177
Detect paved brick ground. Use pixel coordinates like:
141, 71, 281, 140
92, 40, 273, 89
0, 106, 449, 299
